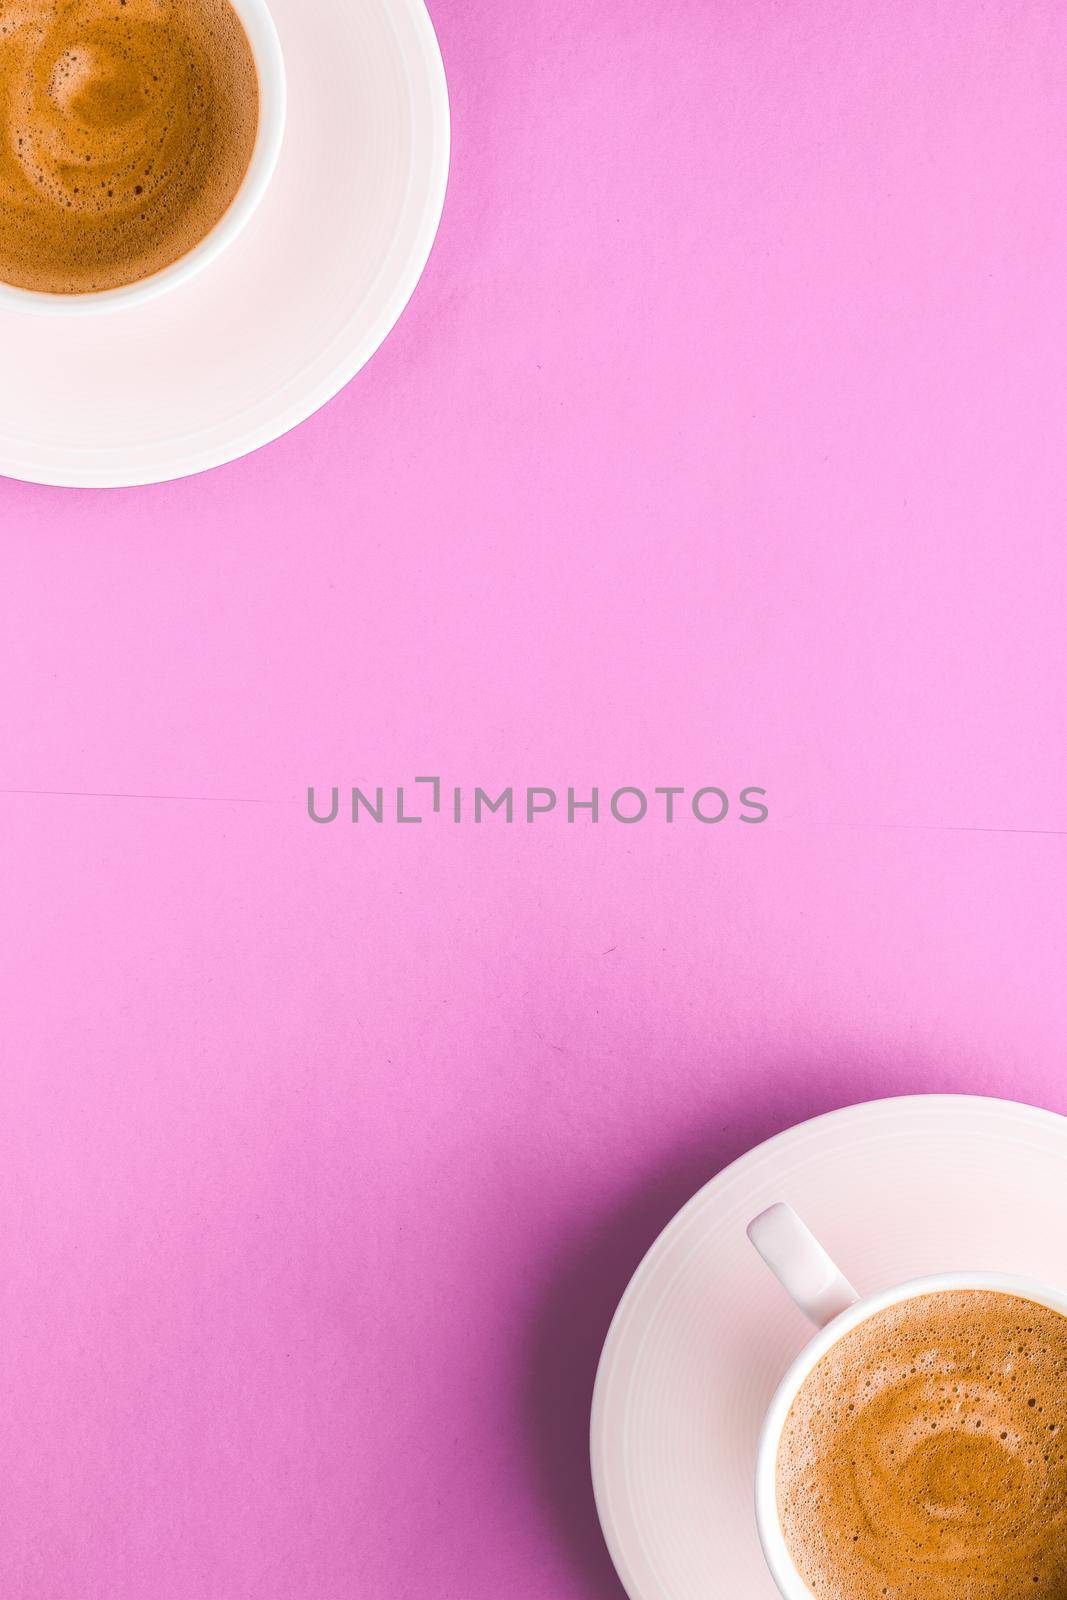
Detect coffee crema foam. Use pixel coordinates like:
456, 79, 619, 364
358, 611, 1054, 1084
0, 0, 258, 293
777, 1291, 1067, 1600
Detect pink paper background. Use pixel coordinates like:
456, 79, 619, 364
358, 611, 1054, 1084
4, 2, 1067, 1595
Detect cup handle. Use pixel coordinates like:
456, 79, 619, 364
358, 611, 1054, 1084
747, 1202, 859, 1328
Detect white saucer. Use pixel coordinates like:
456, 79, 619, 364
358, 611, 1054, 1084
0, 0, 449, 487
590, 1095, 1067, 1600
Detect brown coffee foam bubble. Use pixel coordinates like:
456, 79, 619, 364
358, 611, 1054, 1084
0, 0, 258, 294
777, 1291, 1067, 1600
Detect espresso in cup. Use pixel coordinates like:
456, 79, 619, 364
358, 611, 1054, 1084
777, 1290, 1067, 1600
0, 0, 258, 294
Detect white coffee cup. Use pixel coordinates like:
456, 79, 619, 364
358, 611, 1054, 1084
748, 1201, 1067, 1600
0, 0, 286, 316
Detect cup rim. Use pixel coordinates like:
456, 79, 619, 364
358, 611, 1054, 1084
0, 0, 286, 316
754, 1270, 1067, 1600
